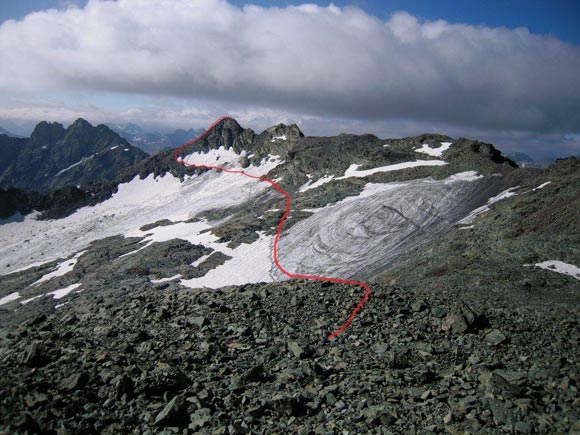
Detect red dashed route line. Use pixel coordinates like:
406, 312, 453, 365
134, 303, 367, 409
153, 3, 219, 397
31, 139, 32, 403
173, 116, 370, 340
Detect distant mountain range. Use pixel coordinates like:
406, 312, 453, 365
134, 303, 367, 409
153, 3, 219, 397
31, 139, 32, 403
107, 122, 205, 154
0, 119, 148, 192
506, 152, 554, 169
0, 126, 23, 138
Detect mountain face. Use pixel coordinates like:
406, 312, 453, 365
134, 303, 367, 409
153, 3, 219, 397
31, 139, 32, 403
110, 122, 205, 154
0, 119, 578, 433
0, 119, 148, 192
0, 134, 27, 176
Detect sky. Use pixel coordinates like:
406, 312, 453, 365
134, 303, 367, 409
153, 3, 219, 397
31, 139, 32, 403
0, 0, 579, 158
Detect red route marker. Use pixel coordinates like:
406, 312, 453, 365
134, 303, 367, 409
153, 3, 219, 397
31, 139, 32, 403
173, 116, 370, 340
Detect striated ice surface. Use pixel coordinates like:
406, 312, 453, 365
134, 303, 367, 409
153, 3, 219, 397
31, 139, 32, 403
276, 174, 502, 280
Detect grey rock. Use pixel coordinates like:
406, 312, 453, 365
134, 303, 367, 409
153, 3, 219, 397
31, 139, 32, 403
441, 301, 476, 334
484, 329, 508, 346
190, 316, 207, 327
154, 394, 188, 428
60, 372, 89, 391
23, 341, 50, 367
287, 341, 304, 358
115, 374, 135, 399
244, 364, 268, 383
128, 330, 151, 343
189, 408, 212, 430
411, 300, 427, 312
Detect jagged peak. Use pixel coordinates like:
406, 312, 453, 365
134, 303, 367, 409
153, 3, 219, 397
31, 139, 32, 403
32, 120, 64, 130
191, 117, 255, 153
69, 118, 93, 129
262, 122, 304, 139
30, 121, 66, 142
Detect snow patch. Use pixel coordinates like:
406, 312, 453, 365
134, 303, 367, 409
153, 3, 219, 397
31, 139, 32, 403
299, 175, 335, 192
489, 187, 518, 204
444, 171, 483, 184
151, 274, 182, 283
48, 283, 82, 299
415, 142, 453, 157
532, 181, 551, 191
6, 258, 53, 275
20, 295, 44, 305
127, 218, 275, 289
271, 135, 287, 142
126, 220, 218, 248
0, 292, 20, 306
337, 160, 447, 179
31, 251, 85, 286
458, 187, 519, 225
182, 147, 284, 177
110, 145, 119, 150
184, 146, 246, 168
180, 232, 274, 289
526, 260, 580, 280
55, 155, 95, 177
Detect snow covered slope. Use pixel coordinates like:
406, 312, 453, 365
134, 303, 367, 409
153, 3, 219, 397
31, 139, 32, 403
0, 151, 282, 275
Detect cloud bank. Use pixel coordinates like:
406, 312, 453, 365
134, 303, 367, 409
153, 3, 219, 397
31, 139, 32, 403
0, 0, 579, 155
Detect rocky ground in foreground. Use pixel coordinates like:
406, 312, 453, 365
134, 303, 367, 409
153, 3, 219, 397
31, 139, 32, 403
1, 273, 579, 434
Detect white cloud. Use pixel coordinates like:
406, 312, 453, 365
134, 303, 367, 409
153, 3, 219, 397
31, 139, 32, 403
0, 0, 579, 155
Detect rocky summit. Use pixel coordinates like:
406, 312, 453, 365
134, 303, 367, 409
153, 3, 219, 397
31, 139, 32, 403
0, 118, 578, 434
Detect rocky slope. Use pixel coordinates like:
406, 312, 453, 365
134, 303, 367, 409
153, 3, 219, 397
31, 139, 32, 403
0, 119, 148, 192
376, 157, 580, 302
